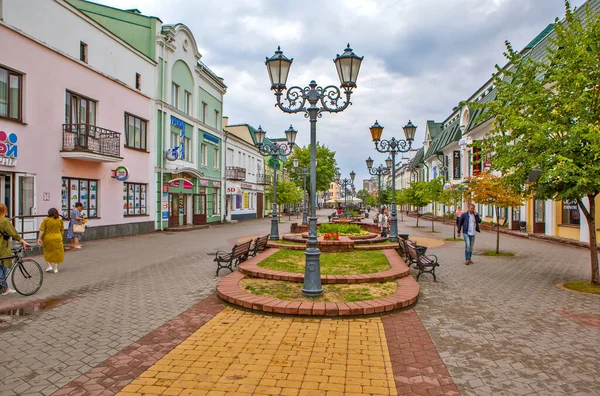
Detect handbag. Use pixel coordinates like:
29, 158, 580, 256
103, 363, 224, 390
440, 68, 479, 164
73, 223, 85, 234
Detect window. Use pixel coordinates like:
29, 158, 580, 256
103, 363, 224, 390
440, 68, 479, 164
61, 177, 98, 218
214, 148, 219, 169
201, 144, 207, 166
65, 91, 97, 126
212, 188, 219, 215
184, 90, 191, 115
80, 42, 88, 63
202, 102, 207, 122
123, 182, 147, 216
183, 137, 192, 161
562, 200, 580, 226
215, 110, 220, 128
135, 73, 141, 90
171, 83, 179, 108
0, 66, 23, 121
124, 113, 147, 151
487, 205, 494, 218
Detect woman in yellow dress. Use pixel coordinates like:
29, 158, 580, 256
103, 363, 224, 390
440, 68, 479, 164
37, 208, 65, 273
0, 203, 30, 295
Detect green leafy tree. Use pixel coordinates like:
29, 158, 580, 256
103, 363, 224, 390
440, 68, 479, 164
356, 189, 377, 208
285, 143, 338, 196
467, 2, 600, 283
405, 182, 429, 227
395, 189, 410, 221
265, 179, 303, 214
420, 178, 445, 232
440, 186, 468, 238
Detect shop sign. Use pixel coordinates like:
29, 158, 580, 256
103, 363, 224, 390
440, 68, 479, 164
243, 193, 249, 208
241, 183, 253, 189
226, 183, 241, 195
112, 166, 130, 181
169, 179, 193, 189
203, 133, 220, 144
166, 116, 186, 161
472, 146, 482, 176
199, 179, 209, 187
213, 181, 221, 188
162, 192, 168, 220
0, 131, 18, 167
433, 167, 437, 179
453, 151, 461, 179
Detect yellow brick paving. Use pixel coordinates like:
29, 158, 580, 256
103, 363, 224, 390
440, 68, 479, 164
118, 307, 397, 396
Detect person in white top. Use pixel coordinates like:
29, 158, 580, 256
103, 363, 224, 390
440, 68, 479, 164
378, 207, 389, 238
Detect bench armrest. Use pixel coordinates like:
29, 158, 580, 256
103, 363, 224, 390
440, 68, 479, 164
424, 254, 438, 263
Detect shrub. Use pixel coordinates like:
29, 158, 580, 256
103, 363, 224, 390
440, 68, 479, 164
318, 223, 367, 236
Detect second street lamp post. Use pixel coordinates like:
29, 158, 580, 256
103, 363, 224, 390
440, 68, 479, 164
254, 125, 297, 241
336, 171, 355, 217
366, 157, 390, 212
293, 158, 309, 225
369, 120, 416, 242
265, 44, 363, 298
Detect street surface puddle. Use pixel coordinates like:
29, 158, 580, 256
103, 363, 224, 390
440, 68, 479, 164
0, 296, 76, 317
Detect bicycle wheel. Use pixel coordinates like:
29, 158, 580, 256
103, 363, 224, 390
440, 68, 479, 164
11, 259, 43, 296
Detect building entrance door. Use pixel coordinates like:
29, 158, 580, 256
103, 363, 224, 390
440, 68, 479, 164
192, 194, 207, 225
168, 194, 180, 228
15, 175, 36, 237
0, 173, 12, 216
533, 199, 546, 233
257, 193, 263, 219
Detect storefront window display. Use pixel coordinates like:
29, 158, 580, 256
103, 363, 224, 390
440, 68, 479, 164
123, 182, 147, 216
61, 177, 98, 218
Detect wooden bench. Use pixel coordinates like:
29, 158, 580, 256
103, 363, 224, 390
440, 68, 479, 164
398, 238, 427, 265
406, 242, 439, 281
249, 234, 270, 257
214, 240, 252, 276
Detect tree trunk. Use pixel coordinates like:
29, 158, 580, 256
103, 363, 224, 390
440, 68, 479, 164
416, 210, 419, 227
431, 202, 435, 232
496, 206, 500, 254
579, 195, 599, 285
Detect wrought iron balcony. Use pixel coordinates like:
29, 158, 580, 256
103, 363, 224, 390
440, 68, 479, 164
61, 124, 122, 162
257, 173, 271, 185
226, 166, 246, 181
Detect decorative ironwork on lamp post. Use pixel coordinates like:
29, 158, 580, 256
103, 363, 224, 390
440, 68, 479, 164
366, 157, 390, 212
293, 158, 309, 225
336, 171, 355, 217
265, 44, 364, 298
369, 120, 416, 242
254, 125, 297, 241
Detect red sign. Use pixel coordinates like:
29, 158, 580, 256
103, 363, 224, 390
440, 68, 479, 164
169, 179, 193, 189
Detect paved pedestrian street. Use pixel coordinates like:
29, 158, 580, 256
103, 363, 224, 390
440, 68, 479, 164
1, 211, 599, 395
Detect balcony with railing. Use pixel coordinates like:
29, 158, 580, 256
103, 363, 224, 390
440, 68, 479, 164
226, 166, 246, 181
61, 124, 123, 162
257, 173, 271, 185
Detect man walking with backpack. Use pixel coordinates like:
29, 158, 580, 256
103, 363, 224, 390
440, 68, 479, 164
457, 204, 481, 265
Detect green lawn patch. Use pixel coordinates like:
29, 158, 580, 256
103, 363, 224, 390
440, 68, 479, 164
240, 278, 397, 302
275, 239, 306, 246
483, 251, 515, 257
258, 249, 390, 275
444, 238, 463, 242
563, 280, 600, 295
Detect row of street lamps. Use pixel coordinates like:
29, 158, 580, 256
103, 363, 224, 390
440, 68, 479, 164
258, 44, 417, 297
336, 171, 355, 217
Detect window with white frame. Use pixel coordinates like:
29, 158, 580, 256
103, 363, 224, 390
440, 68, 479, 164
171, 83, 179, 108
184, 91, 191, 115
201, 144, 207, 166
202, 102, 207, 123
212, 188, 219, 215
214, 148, 219, 169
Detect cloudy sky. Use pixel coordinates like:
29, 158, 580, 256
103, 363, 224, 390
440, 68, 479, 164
98, 0, 583, 186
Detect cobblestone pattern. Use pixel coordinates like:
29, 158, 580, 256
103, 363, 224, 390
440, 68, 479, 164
382, 309, 459, 395
119, 308, 397, 396
397, 217, 600, 395
0, 219, 274, 396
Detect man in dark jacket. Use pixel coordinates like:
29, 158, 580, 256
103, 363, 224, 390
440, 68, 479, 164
457, 204, 481, 265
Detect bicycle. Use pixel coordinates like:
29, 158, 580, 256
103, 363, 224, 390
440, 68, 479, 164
0, 245, 43, 296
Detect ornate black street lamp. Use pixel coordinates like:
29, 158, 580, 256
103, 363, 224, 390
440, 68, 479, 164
336, 171, 355, 217
265, 44, 363, 298
369, 120, 416, 242
254, 125, 297, 241
293, 158, 309, 225
366, 157, 390, 212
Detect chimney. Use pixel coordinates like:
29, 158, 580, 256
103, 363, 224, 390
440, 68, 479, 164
222, 116, 229, 128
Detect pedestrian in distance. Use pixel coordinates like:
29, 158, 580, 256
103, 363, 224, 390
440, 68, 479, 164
0, 203, 30, 295
457, 204, 481, 265
37, 208, 65, 273
378, 207, 390, 238
68, 202, 86, 249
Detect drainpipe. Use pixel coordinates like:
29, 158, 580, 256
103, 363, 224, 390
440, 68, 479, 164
222, 127, 229, 223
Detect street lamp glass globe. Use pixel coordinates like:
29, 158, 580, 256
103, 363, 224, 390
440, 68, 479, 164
265, 46, 293, 90
254, 125, 266, 146
350, 171, 356, 181
293, 158, 299, 168
369, 120, 384, 142
402, 120, 417, 141
385, 157, 393, 168
336, 171, 341, 182
366, 157, 374, 169
285, 124, 298, 146
333, 44, 364, 88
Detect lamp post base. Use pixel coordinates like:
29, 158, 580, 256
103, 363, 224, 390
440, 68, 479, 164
302, 215, 322, 298
302, 210, 308, 225
270, 216, 279, 241
389, 216, 398, 242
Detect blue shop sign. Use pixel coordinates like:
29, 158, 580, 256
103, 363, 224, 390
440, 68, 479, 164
170, 116, 186, 130
203, 133, 220, 144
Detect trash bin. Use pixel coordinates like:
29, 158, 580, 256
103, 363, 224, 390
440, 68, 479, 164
519, 221, 527, 233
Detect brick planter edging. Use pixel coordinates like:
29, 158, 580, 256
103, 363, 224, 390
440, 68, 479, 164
239, 249, 410, 284
217, 271, 419, 316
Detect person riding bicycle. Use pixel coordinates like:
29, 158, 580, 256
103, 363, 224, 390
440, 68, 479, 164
0, 203, 30, 295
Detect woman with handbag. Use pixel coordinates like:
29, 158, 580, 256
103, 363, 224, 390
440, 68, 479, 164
37, 208, 65, 273
68, 202, 85, 249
